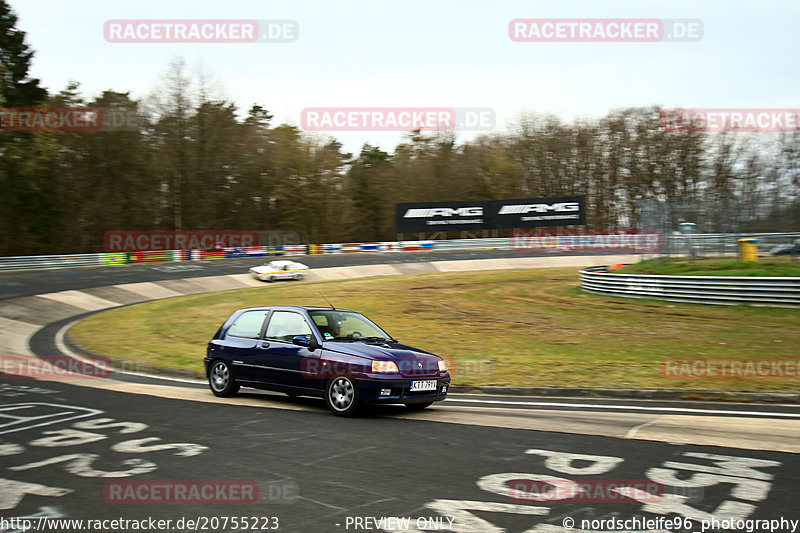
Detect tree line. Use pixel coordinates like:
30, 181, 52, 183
1, 2, 798, 256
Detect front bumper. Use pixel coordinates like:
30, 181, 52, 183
357, 378, 450, 404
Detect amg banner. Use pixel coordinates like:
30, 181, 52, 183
395, 201, 487, 233
395, 196, 585, 232
491, 195, 585, 229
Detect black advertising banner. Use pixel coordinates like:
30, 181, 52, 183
395, 202, 487, 233
395, 196, 585, 232
489, 195, 585, 229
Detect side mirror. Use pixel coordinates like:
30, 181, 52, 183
293, 335, 319, 350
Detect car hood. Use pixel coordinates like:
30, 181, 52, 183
250, 266, 277, 273
250, 264, 308, 273
323, 341, 443, 376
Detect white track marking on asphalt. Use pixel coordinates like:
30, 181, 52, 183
443, 398, 800, 418
625, 415, 667, 439
54, 321, 204, 385
52, 322, 800, 417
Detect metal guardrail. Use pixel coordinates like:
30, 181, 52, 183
0, 232, 797, 273
579, 266, 800, 307
431, 237, 509, 250
661, 232, 799, 255
0, 253, 106, 271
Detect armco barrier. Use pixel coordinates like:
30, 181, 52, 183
579, 266, 800, 307
1, 232, 797, 272
0, 253, 106, 271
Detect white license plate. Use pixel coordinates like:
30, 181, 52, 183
410, 380, 437, 391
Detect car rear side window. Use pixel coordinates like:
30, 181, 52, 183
227, 310, 269, 339
265, 311, 313, 343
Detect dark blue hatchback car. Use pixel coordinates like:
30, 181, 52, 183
204, 306, 451, 416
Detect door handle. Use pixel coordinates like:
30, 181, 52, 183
260, 342, 270, 349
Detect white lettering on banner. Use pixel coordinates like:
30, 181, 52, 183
498, 202, 580, 214
404, 207, 483, 218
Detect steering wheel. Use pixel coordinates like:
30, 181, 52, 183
349, 331, 363, 339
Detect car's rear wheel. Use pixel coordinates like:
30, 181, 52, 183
208, 360, 239, 397
405, 402, 433, 411
325, 376, 360, 416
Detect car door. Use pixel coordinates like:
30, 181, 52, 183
217, 309, 270, 383
253, 310, 322, 392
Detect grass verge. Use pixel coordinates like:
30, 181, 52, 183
615, 256, 800, 277
69, 268, 800, 392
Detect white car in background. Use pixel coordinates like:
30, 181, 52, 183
249, 260, 309, 282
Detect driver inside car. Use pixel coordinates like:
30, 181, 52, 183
316, 313, 343, 340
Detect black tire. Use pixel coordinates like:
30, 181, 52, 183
208, 360, 239, 397
405, 402, 433, 411
325, 376, 360, 416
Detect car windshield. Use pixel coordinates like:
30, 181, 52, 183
308, 310, 392, 342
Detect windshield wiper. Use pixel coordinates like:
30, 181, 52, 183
331, 336, 395, 343
361, 336, 395, 343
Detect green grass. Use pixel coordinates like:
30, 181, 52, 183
615, 256, 800, 277
69, 268, 800, 393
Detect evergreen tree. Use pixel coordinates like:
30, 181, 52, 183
0, 0, 57, 255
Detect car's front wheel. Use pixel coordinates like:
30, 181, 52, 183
325, 376, 360, 416
208, 360, 239, 397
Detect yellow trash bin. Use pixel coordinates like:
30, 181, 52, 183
738, 238, 758, 262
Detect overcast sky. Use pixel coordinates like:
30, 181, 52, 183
10, 0, 800, 155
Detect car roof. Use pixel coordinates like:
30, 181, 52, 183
235, 305, 354, 313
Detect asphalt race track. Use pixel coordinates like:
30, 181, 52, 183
1, 251, 800, 532
2, 379, 799, 533
0, 248, 630, 300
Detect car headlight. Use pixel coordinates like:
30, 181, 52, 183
438, 360, 448, 372
372, 361, 399, 373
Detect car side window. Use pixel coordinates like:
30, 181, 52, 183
226, 310, 268, 339
265, 311, 313, 343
